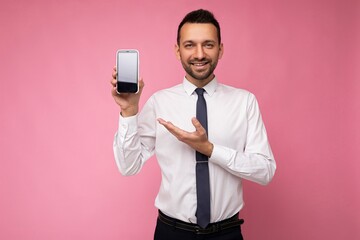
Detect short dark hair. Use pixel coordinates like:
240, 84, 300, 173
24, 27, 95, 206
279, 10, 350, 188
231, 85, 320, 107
177, 9, 221, 45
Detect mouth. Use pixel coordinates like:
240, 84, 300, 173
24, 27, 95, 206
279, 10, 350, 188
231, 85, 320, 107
190, 61, 209, 70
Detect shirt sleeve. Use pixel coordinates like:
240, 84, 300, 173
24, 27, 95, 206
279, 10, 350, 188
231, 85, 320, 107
209, 93, 276, 185
113, 97, 156, 176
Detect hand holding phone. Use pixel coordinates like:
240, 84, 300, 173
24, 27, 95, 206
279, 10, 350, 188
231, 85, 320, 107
111, 50, 143, 116
116, 49, 139, 93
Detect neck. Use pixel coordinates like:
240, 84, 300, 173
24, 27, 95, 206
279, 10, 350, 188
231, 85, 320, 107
185, 74, 215, 88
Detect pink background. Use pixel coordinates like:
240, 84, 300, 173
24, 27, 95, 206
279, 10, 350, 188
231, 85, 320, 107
1, 0, 359, 239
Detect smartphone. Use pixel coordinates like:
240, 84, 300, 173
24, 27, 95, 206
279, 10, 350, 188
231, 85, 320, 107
116, 49, 139, 93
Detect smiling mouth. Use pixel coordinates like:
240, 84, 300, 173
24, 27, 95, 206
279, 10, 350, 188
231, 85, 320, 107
191, 61, 209, 67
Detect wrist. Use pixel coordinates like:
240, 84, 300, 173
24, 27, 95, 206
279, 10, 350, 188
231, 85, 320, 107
121, 106, 138, 117
205, 142, 214, 158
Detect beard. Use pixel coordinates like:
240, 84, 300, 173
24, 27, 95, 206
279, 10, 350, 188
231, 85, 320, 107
181, 57, 219, 81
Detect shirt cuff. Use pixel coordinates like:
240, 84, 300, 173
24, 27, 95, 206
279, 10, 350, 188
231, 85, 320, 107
118, 113, 138, 137
209, 144, 235, 168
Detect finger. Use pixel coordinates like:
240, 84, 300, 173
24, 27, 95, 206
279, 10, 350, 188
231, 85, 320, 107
191, 117, 205, 132
139, 78, 144, 88
157, 118, 166, 125
158, 119, 179, 134
137, 78, 145, 94
110, 78, 117, 87
158, 118, 192, 142
111, 87, 118, 97
158, 118, 175, 130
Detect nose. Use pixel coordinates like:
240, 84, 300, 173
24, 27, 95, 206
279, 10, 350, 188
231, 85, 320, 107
194, 45, 205, 59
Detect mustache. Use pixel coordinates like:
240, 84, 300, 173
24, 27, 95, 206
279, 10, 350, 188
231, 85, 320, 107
189, 58, 210, 63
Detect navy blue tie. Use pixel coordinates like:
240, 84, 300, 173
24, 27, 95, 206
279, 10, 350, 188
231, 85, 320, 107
195, 88, 211, 228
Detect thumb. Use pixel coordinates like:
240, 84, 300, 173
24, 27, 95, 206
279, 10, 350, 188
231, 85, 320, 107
138, 78, 145, 94
191, 117, 205, 131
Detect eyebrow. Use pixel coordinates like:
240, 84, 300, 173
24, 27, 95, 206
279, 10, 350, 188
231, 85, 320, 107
182, 40, 217, 45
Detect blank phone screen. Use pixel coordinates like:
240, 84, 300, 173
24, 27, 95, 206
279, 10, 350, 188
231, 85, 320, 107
117, 51, 138, 83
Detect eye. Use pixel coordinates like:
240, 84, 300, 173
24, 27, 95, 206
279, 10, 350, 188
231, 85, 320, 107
204, 43, 214, 49
184, 43, 193, 48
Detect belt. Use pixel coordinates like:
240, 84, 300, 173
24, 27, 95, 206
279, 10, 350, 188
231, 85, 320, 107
158, 211, 244, 235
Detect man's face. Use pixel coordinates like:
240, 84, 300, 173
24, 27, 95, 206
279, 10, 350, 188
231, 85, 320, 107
175, 23, 224, 86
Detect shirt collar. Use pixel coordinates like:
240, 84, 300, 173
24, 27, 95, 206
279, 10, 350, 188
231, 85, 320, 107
183, 77, 218, 96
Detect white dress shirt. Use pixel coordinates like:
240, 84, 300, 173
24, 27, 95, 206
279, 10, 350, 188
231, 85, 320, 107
113, 77, 276, 224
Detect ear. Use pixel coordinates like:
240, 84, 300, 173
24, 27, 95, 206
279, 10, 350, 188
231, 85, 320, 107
174, 44, 181, 60
218, 43, 224, 59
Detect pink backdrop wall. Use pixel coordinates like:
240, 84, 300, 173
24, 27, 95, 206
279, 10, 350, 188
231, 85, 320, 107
1, 0, 359, 239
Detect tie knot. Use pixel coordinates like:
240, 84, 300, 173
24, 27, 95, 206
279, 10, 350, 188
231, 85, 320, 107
195, 88, 205, 96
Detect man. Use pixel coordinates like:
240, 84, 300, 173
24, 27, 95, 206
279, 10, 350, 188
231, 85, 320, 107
111, 9, 276, 240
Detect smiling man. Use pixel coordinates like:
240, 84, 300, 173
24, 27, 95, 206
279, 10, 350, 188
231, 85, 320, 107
176, 22, 223, 84
111, 9, 276, 240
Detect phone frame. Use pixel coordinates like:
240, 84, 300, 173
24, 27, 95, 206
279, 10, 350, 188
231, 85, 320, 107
116, 49, 139, 94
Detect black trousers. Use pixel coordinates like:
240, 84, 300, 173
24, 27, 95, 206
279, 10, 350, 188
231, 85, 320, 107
154, 217, 244, 240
